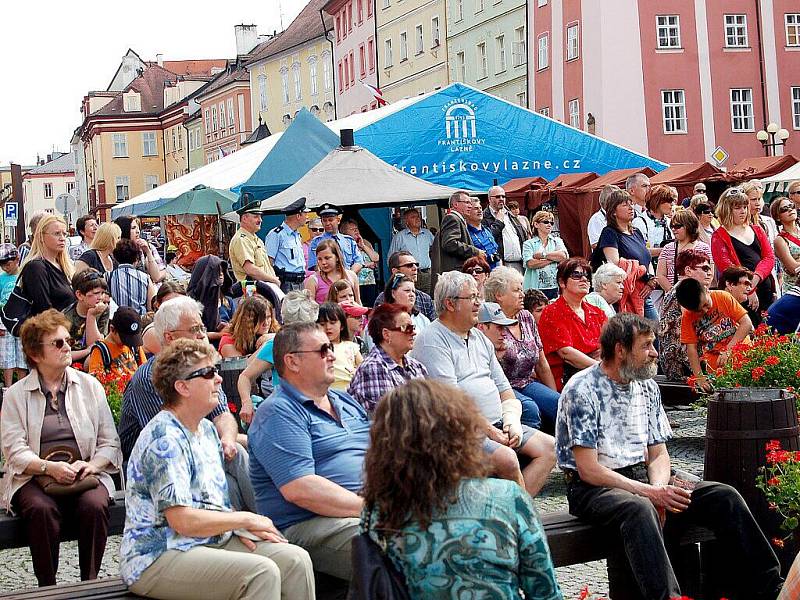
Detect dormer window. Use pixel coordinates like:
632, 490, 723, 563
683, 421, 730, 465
123, 91, 141, 112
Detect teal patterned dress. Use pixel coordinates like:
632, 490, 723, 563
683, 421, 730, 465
364, 478, 562, 599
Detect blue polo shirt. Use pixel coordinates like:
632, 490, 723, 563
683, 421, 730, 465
265, 223, 306, 274
308, 232, 361, 270
248, 381, 370, 530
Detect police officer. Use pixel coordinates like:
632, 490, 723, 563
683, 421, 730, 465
228, 193, 281, 285
266, 197, 311, 293
307, 203, 362, 273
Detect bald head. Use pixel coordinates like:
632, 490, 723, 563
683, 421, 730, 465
487, 186, 507, 210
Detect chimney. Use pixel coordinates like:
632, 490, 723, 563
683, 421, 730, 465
156, 53, 163, 67
235, 24, 259, 56
340, 129, 355, 148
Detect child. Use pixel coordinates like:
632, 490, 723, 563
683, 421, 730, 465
340, 301, 370, 354
326, 279, 357, 304
0, 244, 26, 386
317, 302, 362, 391
87, 307, 147, 379
676, 277, 753, 392
65, 268, 111, 364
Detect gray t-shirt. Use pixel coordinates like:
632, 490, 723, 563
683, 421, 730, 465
555, 364, 672, 471
410, 319, 510, 423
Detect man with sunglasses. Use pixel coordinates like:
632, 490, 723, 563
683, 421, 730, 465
265, 197, 311, 293
249, 322, 370, 582
483, 185, 528, 275
388, 207, 435, 294
431, 190, 484, 288
373, 251, 437, 321
118, 296, 256, 513
789, 180, 800, 211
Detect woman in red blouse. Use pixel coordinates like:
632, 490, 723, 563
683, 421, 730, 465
538, 258, 608, 390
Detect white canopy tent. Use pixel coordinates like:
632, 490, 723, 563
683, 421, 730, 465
762, 162, 800, 193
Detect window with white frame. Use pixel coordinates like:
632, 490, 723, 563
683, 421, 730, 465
661, 89, 687, 133
477, 42, 487, 79
204, 109, 211, 134
568, 98, 580, 128
44, 183, 53, 198
368, 38, 375, 71
730, 88, 754, 131
310, 58, 319, 95
227, 98, 235, 130
123, 93, 141, 112
537, 33, 549, 69
385, 38, 393, 67
281, 69, 290, 104
144, 175, 159, 190
211, 106, 218, 131
455, 0, 463, 22
415, 24, 424, 54
400, 31, 408, 61
293, 64, 302, 100
257, 74, 268, 110
456, 51, 465, 81
188, 128, 196, 151
791, 87, 800, 129
171, 128, 177, 151
218, 102, 226, 129
323, 54, 333, 90
67, 182, 75, 194
112, 133, 128, 157
496, 35, 506, 72
142, 131, 157, 156
786, 14, 800, 46
476, 0, 484, 13
656, 15, 681, 48
516, 91, 527, 107
724, 14, 748, 47
115, 176, 129, 202
431, 17, 440, 46
513, 26, 526, 66
566, 23, 579, 60
383, 0, 389, 7
540, 107, 550, 116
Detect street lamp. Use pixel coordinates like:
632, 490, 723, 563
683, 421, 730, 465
756, 122, 790, 156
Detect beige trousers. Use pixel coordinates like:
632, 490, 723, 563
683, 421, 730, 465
283, 516, 361, 582
129, 535, 315, 600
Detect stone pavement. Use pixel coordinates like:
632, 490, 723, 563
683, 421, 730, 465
0, 407, 706, 598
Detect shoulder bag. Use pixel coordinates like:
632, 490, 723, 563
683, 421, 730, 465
0, 259, 38, 336
349, 526, 410, 600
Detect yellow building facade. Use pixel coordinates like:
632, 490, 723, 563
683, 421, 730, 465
376, 0, 449, 103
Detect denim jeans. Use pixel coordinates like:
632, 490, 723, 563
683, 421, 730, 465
566, 468, 782, 600
643, 295, 659, 322
514, 389, 541, 429
514, 381, 560, 425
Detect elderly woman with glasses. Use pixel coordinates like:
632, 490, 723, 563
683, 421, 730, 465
461, 255, 492, 299
539, 258, 608, 390
1, 309, 121, 587
522, 210, 569, 300
771, 196, 800, 293
121, 338, 315, 600
711, 187, 776, 326
656, 209, 712, 294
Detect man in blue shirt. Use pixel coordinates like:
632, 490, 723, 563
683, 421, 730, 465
388, 207, 435, 294
466, 197, 500, 269
307, 204, 362, 273
265, 197, 311, 293
249, 321, 369, 582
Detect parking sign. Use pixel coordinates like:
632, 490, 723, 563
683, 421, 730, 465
4, 203, 18, 227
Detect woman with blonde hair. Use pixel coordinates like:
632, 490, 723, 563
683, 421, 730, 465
219, 296, 278, 359
19, 214, 76, 317
522, 210, 568, 299
742, 180, 779, 243
75, 223, 121, 275
304, 239, 360, 305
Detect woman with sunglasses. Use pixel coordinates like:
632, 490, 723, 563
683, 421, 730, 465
1, 309, 121, 587
461, 255, 491, 299
771, 196, 800, 293
711, 187, 776, 326
121, 338, 315, 600
19, 214, 76, 318
383, 273, 431, 333
522, 210, 569, 300
656, 209, 712, 294
507, 200, 532, 239
538, 258, 608, 390
690, 200, 717, 245
347, 303, 428, 414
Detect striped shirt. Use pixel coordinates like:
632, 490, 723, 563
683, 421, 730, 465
118, 356, 229, 458
109, 264, 150, 316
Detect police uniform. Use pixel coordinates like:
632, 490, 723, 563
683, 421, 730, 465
307, 204, 362, 270
228, 200, 276, 282
266, 197, 311, 293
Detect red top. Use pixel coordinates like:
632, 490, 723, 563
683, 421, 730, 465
538, 296, 608, 390
710, 225, 775, 283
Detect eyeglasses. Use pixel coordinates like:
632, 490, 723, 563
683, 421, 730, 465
171, 324, 208, 336
670, 223, 685, 230
183, 364, 220, 381
568, 271, 590, 281
491, 194, 506, 199
398, 261, 419, 269
309, 227, 324, 233
386, 323, 415, 335
779, 205, 796, 214
691, 265, 713, 273
537, 220, 554, 226
453, 294, 481, 303
789, 191, 800, 196
289, 342, 335, 358
47, 337, 73, 349
465, 267, 484, 275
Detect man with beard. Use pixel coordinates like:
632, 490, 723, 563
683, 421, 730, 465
556, 313, 782, 600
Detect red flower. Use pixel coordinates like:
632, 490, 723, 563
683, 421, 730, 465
227, 401, 238, 414
765, 356, 780, 366
755, 323, 769, 336
796, 369, 800, 378
772, 537, 785, 548
766, 440, 782, 452
768, 477, 781, 486
751, 367, 766, 381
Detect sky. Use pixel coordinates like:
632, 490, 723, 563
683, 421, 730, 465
0, 0, 309, 167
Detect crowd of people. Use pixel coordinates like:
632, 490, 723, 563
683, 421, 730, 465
0, 176, 798, 599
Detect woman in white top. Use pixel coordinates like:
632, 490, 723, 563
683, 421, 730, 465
522, 210, 568, 299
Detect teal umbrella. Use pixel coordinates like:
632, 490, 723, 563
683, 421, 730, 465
139, 185, 239, 217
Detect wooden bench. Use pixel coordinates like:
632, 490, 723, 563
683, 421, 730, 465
0, 577, 143, 599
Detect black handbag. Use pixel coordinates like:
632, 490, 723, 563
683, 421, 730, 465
348, 531, 410, 600
1, 261, 35, 336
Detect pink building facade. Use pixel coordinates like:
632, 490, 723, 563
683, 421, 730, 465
325, 0, 380, 116
528, 0, 800, 165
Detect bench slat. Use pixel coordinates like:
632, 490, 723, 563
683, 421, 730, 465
0, 577, 144, 599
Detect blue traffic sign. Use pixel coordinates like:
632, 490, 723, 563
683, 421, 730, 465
4, 203, 17, 221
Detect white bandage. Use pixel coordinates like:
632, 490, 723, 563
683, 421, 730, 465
501, 397, 524, 448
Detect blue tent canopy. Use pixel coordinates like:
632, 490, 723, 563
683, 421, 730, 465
232, 108, 340, 209
346, 83, 667, 190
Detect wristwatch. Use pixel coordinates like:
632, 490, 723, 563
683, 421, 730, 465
39, 461, 47, 474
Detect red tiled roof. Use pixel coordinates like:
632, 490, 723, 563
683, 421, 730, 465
246, 0, 333, 65
92, 65, 178, 117
158, 59, 228, 77
194, 62, 251, 101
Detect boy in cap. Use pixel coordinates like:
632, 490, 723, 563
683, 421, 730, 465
65, 269, 110, 364
0, 244, 26, 386
86, 307, 147, 379
307, 203, 362, 273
